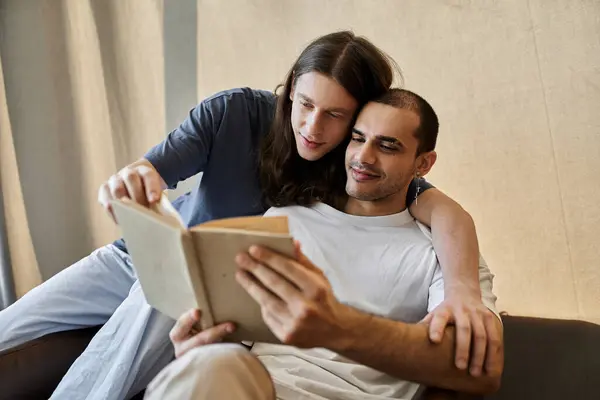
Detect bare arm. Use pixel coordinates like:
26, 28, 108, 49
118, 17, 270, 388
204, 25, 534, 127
409, 188, 480, 296
409, 188, 501, 376
333, 306, 503, 395
235, 245, 504, 394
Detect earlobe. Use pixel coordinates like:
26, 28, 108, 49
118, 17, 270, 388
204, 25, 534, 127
416, 151, 437, 177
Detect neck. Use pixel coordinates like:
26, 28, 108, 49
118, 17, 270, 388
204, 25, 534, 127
343, 190, 408, 217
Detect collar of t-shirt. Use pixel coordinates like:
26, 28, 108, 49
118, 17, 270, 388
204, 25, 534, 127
311, 202, 414, 228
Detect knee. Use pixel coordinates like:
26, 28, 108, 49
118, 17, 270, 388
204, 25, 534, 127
146, 344, 274, 399
184, 344, 251, 370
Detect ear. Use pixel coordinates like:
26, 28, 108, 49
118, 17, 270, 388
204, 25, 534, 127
415, 151, 437, 178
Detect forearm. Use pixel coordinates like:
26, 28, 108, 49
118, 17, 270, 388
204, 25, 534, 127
333, 307, 501, 394
432, 203, 480, 295
410, 189, 480, 295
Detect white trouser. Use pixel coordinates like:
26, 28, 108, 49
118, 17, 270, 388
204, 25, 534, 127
144, 344, 445, 400
0, 244, 176, 399
145, 343, 276, 400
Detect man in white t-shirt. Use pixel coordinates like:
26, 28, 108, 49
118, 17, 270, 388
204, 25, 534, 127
144, 89, 504, 400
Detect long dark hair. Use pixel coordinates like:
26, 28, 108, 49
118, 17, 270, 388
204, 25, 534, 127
259, 31, 399, 208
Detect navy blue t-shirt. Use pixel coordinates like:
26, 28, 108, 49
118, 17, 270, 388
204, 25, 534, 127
114, 88, 433, 251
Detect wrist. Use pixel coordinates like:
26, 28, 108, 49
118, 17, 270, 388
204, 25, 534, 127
444, 282, 481, 299
327, 303, 372, 353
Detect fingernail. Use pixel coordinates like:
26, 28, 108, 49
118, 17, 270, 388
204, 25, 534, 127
470, 367, 481, 377
432, 333, 441, 341
457, 359, 467, 369
249, 246, 260, 256
226, 324, 235, 333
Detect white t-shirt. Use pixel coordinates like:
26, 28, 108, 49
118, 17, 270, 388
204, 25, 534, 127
251, 203, 498, 400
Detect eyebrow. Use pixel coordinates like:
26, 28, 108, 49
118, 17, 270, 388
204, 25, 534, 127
297, 93, 351, 114
352, 128, 404, 147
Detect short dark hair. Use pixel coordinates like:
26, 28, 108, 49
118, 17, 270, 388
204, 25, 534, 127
373, 88, 438, 155
259, 31, 400, 208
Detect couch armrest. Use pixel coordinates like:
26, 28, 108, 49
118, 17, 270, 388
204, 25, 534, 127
487, 314, 600, 400
0, 327, 100, 400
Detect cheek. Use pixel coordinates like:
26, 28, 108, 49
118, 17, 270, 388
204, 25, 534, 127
345, 141, 360, 160
290, 104, 303, 131
344, 149, 354, 165
385, 159, 413, 181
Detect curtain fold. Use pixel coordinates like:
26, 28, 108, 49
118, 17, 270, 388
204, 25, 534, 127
0, 0, 165, 296
0, 51, 42, 300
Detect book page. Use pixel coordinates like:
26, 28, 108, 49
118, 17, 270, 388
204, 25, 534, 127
191, 229, 295, 343
150, 192, 186, 228
194, 215, 289, 234
110, 198, 213, 327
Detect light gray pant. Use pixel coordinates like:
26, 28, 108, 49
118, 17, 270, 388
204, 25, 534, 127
0, 244, 176, 399
145, 343, 276, 400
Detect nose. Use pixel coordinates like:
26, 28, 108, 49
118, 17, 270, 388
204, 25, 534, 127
305, 110, 324, 137
356, 141, 377, 165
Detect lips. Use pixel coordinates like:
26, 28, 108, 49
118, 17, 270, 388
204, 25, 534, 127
350, 167, 380, 181
300, 134, 324, 150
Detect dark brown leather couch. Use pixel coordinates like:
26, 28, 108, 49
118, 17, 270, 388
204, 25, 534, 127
1, 314, 599, 400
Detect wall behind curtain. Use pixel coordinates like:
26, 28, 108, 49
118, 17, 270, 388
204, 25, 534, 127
196, 0, 600, 323
0, 0, 165, 283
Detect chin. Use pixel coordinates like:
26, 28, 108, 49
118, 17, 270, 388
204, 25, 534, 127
297, 145, 325, 161
346, 184, 378, 201
348, 192, 375, 201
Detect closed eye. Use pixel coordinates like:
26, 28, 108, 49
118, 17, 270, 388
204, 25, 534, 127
381, 145, 397, 152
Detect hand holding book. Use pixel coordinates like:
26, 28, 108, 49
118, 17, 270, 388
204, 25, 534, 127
110, 194, 295, 343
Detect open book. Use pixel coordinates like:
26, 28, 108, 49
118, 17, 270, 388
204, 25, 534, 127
110, 195, 295, 343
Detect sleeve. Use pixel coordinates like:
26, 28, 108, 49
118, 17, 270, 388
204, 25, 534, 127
427, 265, 445, 313
427, 254, 501, 322
144, 95, 227, 189
477, 255, 502, 322
406, 177, 434, 207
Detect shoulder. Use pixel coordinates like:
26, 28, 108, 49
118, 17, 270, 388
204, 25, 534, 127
264, 205, 332, 240
195, 88, 277, 134
264, 205, 310, 219
264, 205, 324, 227
390, 220, 435, 256
200, 87, 276, 112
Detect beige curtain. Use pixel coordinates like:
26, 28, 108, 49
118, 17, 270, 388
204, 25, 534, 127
0, 0, 165, 295
0, 52, 41, 298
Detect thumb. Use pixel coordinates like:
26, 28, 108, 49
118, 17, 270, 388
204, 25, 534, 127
293, 239, 303, 260
171, 309, 201, 341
